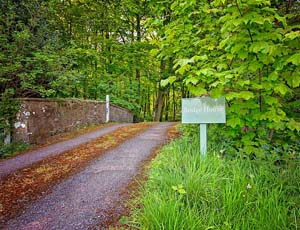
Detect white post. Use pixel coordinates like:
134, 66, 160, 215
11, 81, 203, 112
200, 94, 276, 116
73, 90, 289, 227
200, 124, 207, 156
4, 131, 11, 145
106, 95, 110, 123
4, 120, 11, 145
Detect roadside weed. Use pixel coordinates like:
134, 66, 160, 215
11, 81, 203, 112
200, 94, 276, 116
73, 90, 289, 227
130, 133, 300, 229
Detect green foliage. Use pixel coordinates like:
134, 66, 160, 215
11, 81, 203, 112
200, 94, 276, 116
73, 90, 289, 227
0, 0, 73, 98
0, 142, 31, 159
0, 0, 166, 120
0, 89, 19, 142
110, 95, 140, 112
1, 0, 299, 128
151, 0, 300, 153
129, 129, 300, 229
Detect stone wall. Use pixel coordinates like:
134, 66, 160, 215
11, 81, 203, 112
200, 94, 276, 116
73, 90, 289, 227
13, 98, 133, 144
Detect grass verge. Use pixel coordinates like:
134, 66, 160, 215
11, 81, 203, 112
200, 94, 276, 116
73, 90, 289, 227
127, 130, 300, 229
0, 122, 153, 224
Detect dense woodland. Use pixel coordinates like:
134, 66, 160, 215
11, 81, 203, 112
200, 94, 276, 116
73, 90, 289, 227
1, 0, 300, 155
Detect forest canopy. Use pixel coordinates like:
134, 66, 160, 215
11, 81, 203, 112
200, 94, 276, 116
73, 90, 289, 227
1, 0, 300, 156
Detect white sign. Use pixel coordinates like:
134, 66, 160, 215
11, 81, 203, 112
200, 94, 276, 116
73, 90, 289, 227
181, 97, 226, 155
182, 97, 226, 124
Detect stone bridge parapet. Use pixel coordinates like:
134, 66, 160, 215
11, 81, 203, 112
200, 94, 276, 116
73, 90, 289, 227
13, 98, 133, 144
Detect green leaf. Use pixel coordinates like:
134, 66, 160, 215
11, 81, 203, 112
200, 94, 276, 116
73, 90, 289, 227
286, 74, 300, 88
291, 74, 300, 87
274, 84, 290, 95
227, 91, 254, 100
237, 80, 250, 87
239, 91, 254, 100
260, 108, 286, 123
171, 184, 187, 194
193, 55, 208, 62
269, 71, 278, 81
259, 54, 275, 65
185, 76, 199, 85
286, 53, 300, 65
174, 58, 195, 69
264, 96, 278, 106
119, 216, 131, 225
160, 79, 169, 87
231, 43, 244, 54
227, 117, 242, 128
160, 76, 177, 87
168, 76, 177, 84
196, 68, 216, 77
275, 14, 287, 28
274, 59, 285, 71
178, 188, 187, 194
188, 86, 207, 96
176, 64, 191, 75
149, 48, 159, 57
250, 42, 269, 53
217, 63, 228, 71
248, 61, 263, 72
267, 121, 285, 130
226, 92, 238, 100
210, 88, 224, 98
171, 185, 178, 191
211, 80, 222, 87
287, 119, 300, 131
284, 31, 300, 40
237, 50, 248, 59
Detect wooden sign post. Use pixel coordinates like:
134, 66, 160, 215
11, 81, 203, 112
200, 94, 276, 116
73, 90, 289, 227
182, 97, 226, 155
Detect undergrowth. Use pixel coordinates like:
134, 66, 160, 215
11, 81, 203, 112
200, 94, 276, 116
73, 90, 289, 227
0, 142, 31, 159
127, 124, 300, 229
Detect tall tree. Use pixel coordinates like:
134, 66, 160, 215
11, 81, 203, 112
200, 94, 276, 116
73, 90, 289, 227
157, 0, 300, 152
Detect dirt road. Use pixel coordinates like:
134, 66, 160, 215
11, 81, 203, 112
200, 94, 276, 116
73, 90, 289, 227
2, 122, 175, 230
0, 124, 129, 179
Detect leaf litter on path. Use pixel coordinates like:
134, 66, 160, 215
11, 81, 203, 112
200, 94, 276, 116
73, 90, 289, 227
0, 122, 154, 225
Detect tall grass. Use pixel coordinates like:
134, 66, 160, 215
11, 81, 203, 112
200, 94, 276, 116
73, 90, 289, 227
130, 130, 300, 229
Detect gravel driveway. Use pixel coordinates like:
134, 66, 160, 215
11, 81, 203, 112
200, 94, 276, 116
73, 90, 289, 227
2, 122, 175, 230
0, 123, 129, 179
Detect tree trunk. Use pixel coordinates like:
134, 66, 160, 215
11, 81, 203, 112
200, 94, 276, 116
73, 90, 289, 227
164, 89, 170, 121
68, 0, 72, 38
135, 14, 141, 106
136, 69, 141, 104
173, 84, 176, 121
154, 60, 166, 121
154, 89, 165, 121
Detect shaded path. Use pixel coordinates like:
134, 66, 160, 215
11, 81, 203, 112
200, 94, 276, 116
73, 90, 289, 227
0, 124, 129, 179
3, 122, 175, 230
